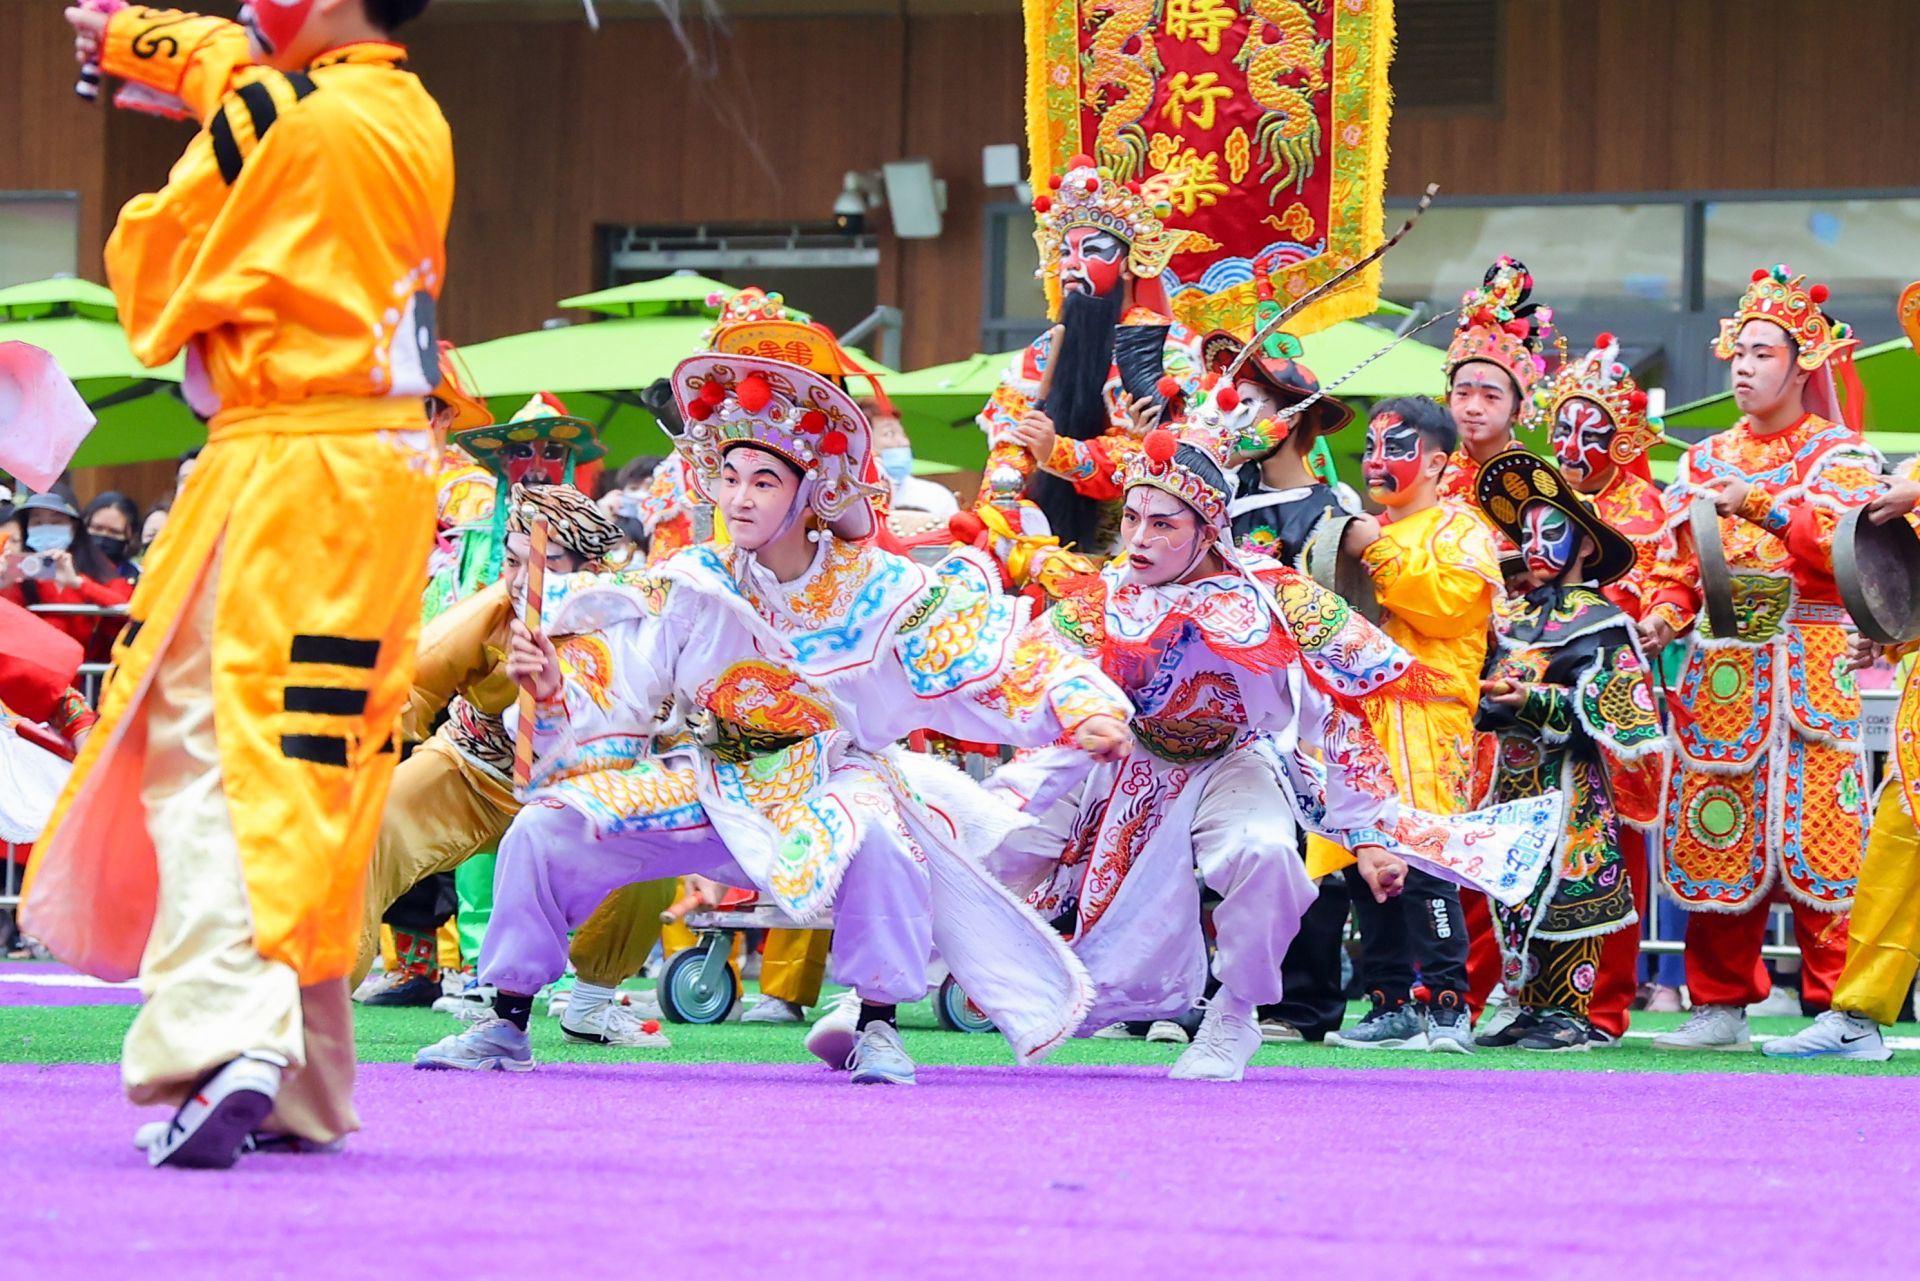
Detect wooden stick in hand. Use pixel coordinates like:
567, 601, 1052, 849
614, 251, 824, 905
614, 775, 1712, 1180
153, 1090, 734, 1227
512, 515, 551, 794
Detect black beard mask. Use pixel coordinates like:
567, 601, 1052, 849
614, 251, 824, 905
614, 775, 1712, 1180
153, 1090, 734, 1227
1030, 284, 1127, 553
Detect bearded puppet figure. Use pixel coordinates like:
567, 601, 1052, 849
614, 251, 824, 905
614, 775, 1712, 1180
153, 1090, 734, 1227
975, 155, 1202, 556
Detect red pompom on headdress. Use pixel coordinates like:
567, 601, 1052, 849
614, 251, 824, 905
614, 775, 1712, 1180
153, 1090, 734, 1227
1214, 384, 1241, 412
1142, 428, 1179, 466
1155, 375, 1182, 401
735, 373, 772, 413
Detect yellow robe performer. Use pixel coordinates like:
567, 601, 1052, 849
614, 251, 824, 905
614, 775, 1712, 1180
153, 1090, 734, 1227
22, 7, 452, 1153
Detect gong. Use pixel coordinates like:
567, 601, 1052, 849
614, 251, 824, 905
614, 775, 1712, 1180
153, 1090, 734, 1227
1306, 514, 1382, 624
1690, 495, 1741, 641
1834, 504, 1920, 646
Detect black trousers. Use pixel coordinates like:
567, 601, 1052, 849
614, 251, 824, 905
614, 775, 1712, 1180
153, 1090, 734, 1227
1345, 864, 1470, 1004
383, 869, 460, 937
1261, 873, 1352, 1040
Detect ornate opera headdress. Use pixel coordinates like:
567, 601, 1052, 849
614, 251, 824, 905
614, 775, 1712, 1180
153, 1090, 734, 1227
1530, 332, 1668, 467
1446, 256, 1552, 399
1031, 154, 1191, 291
1122, 423, 1234, 535
1715, 265, 1857, 369
670, 352, 883, 540
1715, 265, 1864, 429
1474, 448, 1637, 587
701, 286, 891, 409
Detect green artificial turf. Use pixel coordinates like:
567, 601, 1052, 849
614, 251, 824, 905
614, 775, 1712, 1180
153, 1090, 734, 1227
8, 984, 1920, 1077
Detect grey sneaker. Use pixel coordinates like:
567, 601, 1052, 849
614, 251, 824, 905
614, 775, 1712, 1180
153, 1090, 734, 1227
1761, 1009, 1891, 1061
848, 1022, 917, 1085
414, 1016, 535, 1072
1327, 997, 1428, 1050
1424, 995, 1474, 1055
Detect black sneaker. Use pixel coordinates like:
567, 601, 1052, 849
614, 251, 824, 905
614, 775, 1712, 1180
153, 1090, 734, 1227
1473, 1009, 1540, 1048
1517, 1012, 1592, 1052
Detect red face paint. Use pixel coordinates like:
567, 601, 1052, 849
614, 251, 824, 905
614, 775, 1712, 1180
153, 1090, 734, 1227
240, 0, 316, 58
1362, 412, 1427, 505
1060, 227, 1127, 298
1551, 396, 1615, 484
503, 440, 573, 489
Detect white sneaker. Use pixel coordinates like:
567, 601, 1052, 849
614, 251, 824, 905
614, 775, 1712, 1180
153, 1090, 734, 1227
1476, 999, 1522, 1042
1746, 987, 1802, 1019
145, 1054, 284, 1169
1257, 1018, 1305, 1044
1145, 1019, 1191, 1045
805, 992, 861, 1069
1092, 1022, 1144, 1040
1170, 1002, 1262, 1081
628, 988, 663, 1020
351, 965, 388, 1003
1650, 1003, 1751, 1052
1760, 1009, 1891, 1061
562, 1000, 672, 1048
743, 995, 804, 1023
847, 1021, 917, 1085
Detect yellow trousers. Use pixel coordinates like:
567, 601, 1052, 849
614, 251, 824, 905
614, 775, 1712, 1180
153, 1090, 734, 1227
759, 928, 832, 1007
355, 739, 676, 990
1833, 784, 1920, 1025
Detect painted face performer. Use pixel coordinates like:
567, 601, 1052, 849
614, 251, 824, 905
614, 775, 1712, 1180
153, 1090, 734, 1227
417, 353, 1134, 1084
1471, 450, 1666, 1051
1197, 326, 1357, 567
23, 0, 451, 1169
984, 410, 1562, 1082
1323, 397, 1503, 1053
1532, 334, 1679, 1043
1440, 257, 1552, 514
347, 486, 674, 1047
977, 155, 1201, 554
1643, 266, 1883, 1053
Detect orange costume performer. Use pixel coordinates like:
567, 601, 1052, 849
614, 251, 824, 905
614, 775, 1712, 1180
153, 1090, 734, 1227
1647, 266, 1880, 1025
22, 5, 451, 1158
1534, 333, 1677, 1039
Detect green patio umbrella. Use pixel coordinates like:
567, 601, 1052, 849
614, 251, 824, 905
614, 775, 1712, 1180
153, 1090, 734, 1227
0, 277, 198, 470
459, 276, 898, 468
890, 317, 1451, 483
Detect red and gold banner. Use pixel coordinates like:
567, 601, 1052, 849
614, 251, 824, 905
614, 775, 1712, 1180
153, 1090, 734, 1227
1025, 0, 1395, 337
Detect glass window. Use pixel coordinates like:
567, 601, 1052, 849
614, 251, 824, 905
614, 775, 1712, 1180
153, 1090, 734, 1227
0, 193, 80, 289
1380, 203, 1687, 315
1703, 197, 1920, 341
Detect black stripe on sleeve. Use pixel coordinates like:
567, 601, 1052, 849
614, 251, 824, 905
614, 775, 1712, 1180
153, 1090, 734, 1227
208, 107, 244, 184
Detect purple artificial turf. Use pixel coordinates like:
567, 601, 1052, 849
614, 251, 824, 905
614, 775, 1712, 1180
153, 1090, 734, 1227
0, 963, 139, 1007
11, 1060, 1918, 1280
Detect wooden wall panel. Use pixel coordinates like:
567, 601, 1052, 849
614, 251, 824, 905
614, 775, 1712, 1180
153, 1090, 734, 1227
8, 0, 1920, 511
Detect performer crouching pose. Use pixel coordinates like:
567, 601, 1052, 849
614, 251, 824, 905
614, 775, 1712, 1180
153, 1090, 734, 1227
416, 353, 1134, 1084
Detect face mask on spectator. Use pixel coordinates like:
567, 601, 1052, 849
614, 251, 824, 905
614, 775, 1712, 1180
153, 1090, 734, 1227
26, 525, 74, 554
94, 536, 129, 562
880, 446, 914, 485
